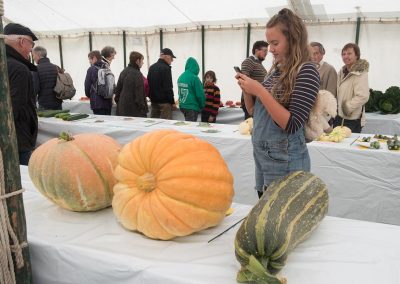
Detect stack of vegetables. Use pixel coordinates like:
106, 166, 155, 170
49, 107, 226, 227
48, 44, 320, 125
37, 109, 89, 121
318, 126, 352, 142
365, 86, 400, 114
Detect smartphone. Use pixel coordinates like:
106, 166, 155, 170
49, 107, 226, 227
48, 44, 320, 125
234, 66, 242, 73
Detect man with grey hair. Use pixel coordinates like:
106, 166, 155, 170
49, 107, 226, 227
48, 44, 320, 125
4, 23, 38, 165
32, 46, 62, 110
310, 42, 337, 96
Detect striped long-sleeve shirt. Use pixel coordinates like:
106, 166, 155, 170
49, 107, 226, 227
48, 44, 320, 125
262, 63, 320, 133
202, 82, 220, 116
241, 56, 267, 83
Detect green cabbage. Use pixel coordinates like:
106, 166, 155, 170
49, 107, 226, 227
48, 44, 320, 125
378, 86, 400, 114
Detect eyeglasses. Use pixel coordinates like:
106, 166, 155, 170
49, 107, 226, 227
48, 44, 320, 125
19, 36, 35, 48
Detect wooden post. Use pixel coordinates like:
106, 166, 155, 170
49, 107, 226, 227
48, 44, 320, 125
201, 25, 205, 81
0, 11, 33, 284
89, 31, 93, 51
246, 23, 251, 58
58, 35, 64, 69
122, 31, 127, 68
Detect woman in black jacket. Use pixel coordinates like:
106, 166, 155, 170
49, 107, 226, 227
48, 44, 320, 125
114, 51, 148, 117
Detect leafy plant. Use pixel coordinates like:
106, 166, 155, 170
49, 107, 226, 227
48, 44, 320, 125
378, 86, 400, 114
365, 89, 383, 112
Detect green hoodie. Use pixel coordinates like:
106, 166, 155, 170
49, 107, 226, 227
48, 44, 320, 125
177, 57, 205, 112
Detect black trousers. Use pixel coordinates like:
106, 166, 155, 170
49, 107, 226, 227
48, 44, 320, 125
333, 116, 362, 133
93, 108, 112, 115
201, 111, 216, 123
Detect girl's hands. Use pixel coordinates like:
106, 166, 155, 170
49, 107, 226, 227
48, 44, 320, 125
236, 73, 264, 97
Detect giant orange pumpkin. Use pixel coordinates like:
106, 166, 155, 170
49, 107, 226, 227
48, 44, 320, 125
112, 130, 234, 240
28, 132, 121, 211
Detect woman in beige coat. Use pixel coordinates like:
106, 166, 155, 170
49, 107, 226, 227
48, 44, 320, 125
333, 43, 369, 133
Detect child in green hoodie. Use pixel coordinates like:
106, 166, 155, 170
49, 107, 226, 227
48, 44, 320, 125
177, 57, 205, 121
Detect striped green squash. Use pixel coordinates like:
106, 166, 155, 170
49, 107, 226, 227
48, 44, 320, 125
234, 171, 329, 284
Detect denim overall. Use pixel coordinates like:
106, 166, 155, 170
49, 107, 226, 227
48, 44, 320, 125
251, 87, 310, 193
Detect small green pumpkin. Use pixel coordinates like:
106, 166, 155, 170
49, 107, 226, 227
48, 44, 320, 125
234, 171, 329, 284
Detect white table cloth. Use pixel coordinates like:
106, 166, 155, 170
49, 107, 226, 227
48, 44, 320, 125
63, 100, 245, 124
63, 101, 400, 132
36, 115, 400, 225
363, 112, 400, 135
20, 166, 400, 284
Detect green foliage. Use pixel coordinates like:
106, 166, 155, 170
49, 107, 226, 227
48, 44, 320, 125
365, 89, 383, 112
366, 87, 400, 114
378, 86, 400, 114
385, 86, 400, 97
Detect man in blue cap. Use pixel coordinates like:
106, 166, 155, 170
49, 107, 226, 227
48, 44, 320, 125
4, 23, 38, 165
147, 48, 176, 119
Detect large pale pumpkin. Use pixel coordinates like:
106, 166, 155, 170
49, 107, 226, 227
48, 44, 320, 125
28, 132, 121, 211
112, 129, 234, 240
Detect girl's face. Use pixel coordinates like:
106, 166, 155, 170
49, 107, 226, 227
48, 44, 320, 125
205, 75, 213, 83
266, 25, 289, 65
341, 48, 357, 68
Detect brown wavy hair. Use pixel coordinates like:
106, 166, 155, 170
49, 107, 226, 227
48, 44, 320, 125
267, 8, 310, 106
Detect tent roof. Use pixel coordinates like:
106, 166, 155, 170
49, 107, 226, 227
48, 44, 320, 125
3, 0, 400, 35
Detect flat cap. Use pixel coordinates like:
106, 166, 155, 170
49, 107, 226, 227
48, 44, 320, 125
161, 48, 176, 58
4, 23, 38, 41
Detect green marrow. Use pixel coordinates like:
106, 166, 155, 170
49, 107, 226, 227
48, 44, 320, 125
234, 171, 329, 284
64, 114, 89, 121
38, 109, 70, 117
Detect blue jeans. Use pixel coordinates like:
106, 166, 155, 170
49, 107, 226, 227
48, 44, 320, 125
180, 108, 199, 122
19, 150, 32, 166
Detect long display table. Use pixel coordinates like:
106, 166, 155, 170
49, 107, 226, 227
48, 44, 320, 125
20, 166, 400, 284
63, 100, 400, 133
63, 100, 245, 125
36, 115, 400, 226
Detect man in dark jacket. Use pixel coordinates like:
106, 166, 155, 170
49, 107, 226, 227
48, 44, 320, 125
4, 23, 39, 165
32, 46, 62, 110
147, 48, 176, 119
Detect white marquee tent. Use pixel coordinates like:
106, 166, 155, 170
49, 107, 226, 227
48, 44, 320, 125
3, 0, 400, 103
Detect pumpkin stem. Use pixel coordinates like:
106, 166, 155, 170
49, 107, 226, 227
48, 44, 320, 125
137, 172, 157, 192
59, 131, 75, 141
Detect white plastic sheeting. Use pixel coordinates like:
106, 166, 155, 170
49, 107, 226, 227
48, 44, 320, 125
3, 1, 400, 102
4, 0, 400, 33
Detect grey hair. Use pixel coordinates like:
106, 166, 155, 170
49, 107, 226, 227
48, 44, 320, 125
310, 42, 325, 55
101, 46, 116, 58
33, 46, 47, 58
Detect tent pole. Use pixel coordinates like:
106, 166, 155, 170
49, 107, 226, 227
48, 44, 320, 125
0, 4, 33, 283
201, 25, 205, 81
246, 23, 251, 58
88, 31, 93, 51
123, 31, 127, 68
159, 29, 163, 50
58, 35, 64, 69
145, 34, 150, 71
355, 16, 361, 45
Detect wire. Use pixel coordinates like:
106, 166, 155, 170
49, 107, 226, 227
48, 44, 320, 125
167, 0, 198, 25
